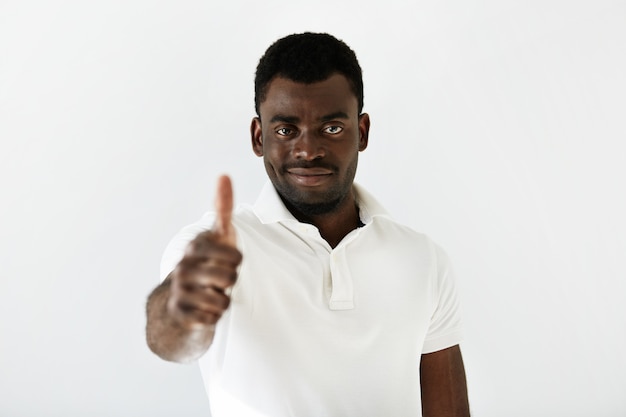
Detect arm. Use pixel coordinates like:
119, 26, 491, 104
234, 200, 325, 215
420, 344, 470, 417
145, 176, 242, 363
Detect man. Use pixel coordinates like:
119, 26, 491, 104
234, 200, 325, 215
146, 32, 470, 416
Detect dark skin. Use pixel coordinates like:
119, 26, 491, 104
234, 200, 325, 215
421, 345, 471, 417
145, 175, 242, 362
145, 74, 470, 415
250, 74, 369, 248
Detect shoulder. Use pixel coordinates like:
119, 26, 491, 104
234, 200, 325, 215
354, 183, 447, 257
367, 215, 439, 252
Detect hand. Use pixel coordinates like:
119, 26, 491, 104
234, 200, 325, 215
167, 175, 242, 330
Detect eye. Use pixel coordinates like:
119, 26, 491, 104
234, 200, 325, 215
323, 125, 343, 134
276, 127, 294, 137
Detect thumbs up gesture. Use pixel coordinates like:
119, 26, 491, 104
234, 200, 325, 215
167, 175, 243, 330
213, 175, 237, 246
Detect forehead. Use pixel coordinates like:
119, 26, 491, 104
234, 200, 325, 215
259, 73, 358, 119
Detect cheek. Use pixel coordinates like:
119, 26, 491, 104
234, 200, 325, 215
268, 140, 291, 156
263, 144, 288, 169
337, 141, 360, 159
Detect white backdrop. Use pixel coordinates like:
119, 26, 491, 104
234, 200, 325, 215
1, 0, 625, 416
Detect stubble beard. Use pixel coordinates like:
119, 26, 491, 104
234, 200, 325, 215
280, 190, 346, 217
270, 158, 358, 217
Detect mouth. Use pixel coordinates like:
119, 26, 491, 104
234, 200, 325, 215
286, 167, 333, 186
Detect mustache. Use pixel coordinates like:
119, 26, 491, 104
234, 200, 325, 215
281, 161, 338, 172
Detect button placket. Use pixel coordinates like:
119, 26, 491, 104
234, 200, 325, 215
328, 246, 355, 310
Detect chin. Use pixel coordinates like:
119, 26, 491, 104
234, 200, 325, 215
289, 197, 343, 216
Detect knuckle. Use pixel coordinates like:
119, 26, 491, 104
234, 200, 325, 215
206, 289, 232, 313
173, 259, 197, 279
183, 231, 242, 264
210, 270, 238, 288
230, 249, 243, 265
186, 231, 218, 254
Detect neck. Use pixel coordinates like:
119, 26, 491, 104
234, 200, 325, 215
286, 192, 361, 249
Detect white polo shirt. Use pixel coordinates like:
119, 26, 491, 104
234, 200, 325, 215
160, 182, 463, 417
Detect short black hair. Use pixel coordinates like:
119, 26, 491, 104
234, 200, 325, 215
254, 32, 364, 115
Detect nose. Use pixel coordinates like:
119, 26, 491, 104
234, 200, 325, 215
292, 130, 325, 161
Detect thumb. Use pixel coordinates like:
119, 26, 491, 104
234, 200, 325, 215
213, 174, 236, 245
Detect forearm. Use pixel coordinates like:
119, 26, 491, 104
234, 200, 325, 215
145, 277, 215, 363
420, 345, 470, 417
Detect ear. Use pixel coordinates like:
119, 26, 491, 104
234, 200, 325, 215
358, 113, 370, 151
250, 117, 264, 156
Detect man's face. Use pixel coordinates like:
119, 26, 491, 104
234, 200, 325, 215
251, 73, 370, 216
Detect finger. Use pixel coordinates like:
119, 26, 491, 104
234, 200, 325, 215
175, 287, 231, 313
214, 175, 235, 244
170, 303, 222, 328
175, 260, 238, 290
184, 232, 242, 265
168, 287, 231, 328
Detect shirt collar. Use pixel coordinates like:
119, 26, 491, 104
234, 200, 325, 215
252, 181, 390, 225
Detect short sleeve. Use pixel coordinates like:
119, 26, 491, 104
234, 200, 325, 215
421, 243, 464, 354
159, 212, 216, 282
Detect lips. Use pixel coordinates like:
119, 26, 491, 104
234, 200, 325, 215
287, 167, 333, 176
286, 167, 333, 186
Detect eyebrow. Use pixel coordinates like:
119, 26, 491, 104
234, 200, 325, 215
268, 111, 350, 124
269, 114, 300, 124
320, 111, 349, 122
